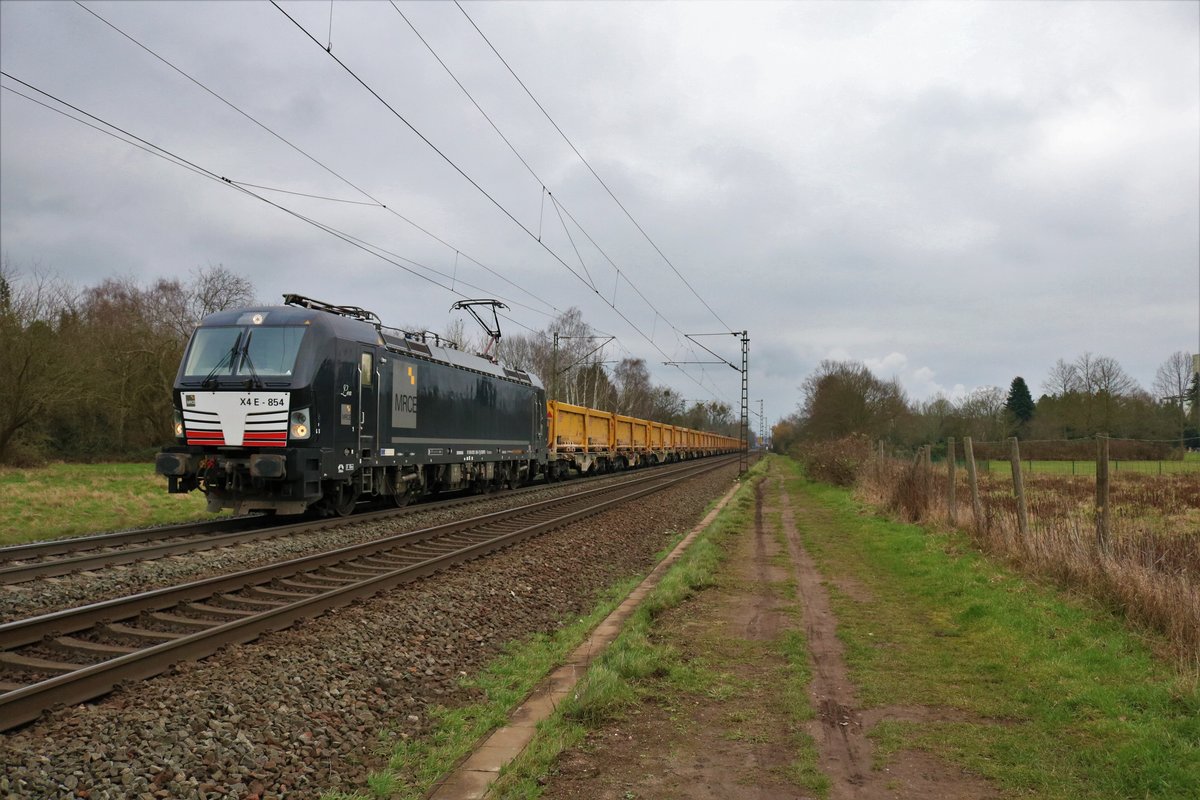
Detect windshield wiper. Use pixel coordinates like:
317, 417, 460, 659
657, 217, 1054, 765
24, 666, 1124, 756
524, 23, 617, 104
201, 331, 243, 389
239, 330, 264, 390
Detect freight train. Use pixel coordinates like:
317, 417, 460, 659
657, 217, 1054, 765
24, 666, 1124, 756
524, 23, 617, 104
155, 294, 741, 516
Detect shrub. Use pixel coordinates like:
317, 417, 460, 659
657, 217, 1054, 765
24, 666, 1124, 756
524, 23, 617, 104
793, 436, 871, 487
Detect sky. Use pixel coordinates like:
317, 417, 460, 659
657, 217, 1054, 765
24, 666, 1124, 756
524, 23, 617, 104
2, 0, 1198, 428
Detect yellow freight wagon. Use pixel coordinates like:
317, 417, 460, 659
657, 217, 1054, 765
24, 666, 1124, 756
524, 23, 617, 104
546, 400, 737, 477
614, 415, 652, 467
547, 401, 615, 477
648, 421, 664, 459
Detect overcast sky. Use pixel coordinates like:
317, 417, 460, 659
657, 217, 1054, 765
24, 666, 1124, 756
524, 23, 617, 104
2, 0, 1197, 424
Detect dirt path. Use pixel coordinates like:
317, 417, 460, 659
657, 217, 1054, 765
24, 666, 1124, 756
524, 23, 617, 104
538, 473, 1001, 799
777, 479, 998, 800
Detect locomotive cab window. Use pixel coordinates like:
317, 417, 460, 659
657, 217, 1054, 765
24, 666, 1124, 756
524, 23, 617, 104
182, 325, 308, 379
360, 352, 373, 387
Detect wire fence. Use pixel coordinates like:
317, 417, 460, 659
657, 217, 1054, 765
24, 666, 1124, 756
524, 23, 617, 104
977, 459, 1200, 476
861, 435, 1200, 665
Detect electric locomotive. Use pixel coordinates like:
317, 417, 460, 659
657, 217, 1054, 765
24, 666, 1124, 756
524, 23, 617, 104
156, 294, 547, 515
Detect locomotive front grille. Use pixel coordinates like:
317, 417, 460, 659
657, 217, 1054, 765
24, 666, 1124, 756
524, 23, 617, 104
181, 391, 291, 447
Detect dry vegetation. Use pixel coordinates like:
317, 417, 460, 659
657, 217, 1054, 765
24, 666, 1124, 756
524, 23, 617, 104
801, 441, 1200, 667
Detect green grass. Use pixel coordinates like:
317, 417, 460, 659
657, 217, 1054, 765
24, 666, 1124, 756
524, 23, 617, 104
778, 457, 1200, 799
327, 574, 647, 800
779, 628, 828, 796
0, 462, 216, 544
487, 462, 769, 798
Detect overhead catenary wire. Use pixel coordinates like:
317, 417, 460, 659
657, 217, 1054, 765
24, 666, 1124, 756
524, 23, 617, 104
22, 3, 732, 407
391, 1, 708, 354
271, 2, 736, 408
404, 1, 739, 399
454, 0, 737, 336
226, 181, 381, 206
0, 72, 552, 334
548, 192, 596, 292
393, 1, 738, 405
70, 0, 561, 320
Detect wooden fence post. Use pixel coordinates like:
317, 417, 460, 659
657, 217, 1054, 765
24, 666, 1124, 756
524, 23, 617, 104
1095, 435, 1110, 552
964, 436, 982, 533
1009, 437, 1029, 537
947, 437, 957, 525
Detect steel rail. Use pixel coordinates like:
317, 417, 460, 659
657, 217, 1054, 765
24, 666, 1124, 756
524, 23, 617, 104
0, 456, 735, 730
0, 516, 265, 562
0, 515, 351, 585
0, 458, 724, 649
0, 457, 712, 584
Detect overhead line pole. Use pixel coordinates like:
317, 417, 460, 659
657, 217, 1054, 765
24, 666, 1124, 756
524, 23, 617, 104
665, 331, 750, 474
552, 334, 613, 403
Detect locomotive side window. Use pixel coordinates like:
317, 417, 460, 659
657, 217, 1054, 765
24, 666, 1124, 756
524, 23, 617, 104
360, 352, 373, 387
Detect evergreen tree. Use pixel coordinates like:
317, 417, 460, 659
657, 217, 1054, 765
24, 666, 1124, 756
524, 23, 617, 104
1005, 376, 1035, 427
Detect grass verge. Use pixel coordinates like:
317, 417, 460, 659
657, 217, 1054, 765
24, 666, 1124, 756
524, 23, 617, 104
486, 457, 816, 798
0, 462, 214, 544
324, 462, 764, 800
779, 457, 1200, 799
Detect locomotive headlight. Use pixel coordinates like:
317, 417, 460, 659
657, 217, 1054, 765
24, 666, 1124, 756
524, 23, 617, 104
174, 411, 184, 439
290, 408, 311, 440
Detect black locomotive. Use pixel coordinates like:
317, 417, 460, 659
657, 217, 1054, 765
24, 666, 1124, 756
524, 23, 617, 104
156, 294, 546, 515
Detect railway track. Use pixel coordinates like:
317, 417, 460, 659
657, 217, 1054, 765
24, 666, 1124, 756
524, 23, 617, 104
0, 455, 736, 730
0, 463, 675, 585
0, 515, 276, 585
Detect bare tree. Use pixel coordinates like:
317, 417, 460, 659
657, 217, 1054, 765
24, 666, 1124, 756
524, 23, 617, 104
188, 265, 256, 326
1043, 358, 1080, 396
612, 358, 653, 417
0, 260, 78, 462
1, 263, 262, 462
1087, 354, 1139, 397
1153, 351, 1193, 402
958, 386, 1007, 442
1154, 351, 1194, 446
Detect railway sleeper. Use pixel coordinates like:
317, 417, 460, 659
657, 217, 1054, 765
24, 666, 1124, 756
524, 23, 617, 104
276, 575, 346, 589
101, 623, 185, 642
147, 612, 218, 630
356, 556, 409, 568
322, 566, 385, 579
0, 651, 88, 674
222, 592, 288, 608
183, 601, 259, 619
51, 636, 138, 657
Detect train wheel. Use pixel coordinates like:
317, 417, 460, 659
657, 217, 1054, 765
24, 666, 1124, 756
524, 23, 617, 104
386, 474, 411, 508
320, 482, 359, 517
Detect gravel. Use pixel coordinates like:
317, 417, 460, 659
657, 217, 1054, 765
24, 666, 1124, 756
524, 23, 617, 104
0, 470, 682, 625
1, 463, 739, 800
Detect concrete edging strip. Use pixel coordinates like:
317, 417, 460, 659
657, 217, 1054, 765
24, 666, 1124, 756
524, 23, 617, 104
426, 478, 745, 799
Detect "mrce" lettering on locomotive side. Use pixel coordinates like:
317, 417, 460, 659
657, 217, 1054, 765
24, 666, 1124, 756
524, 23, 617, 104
392, 362, 418, 428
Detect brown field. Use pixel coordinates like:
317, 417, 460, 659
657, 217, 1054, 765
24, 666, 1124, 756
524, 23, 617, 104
859, 460, 1200, 667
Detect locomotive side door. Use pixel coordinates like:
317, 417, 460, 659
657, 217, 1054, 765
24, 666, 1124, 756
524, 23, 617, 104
532, 394, 542, 452
358, 348, 378, 458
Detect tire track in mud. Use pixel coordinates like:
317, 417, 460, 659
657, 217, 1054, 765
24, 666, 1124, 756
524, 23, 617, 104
770, 478, 998, 800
